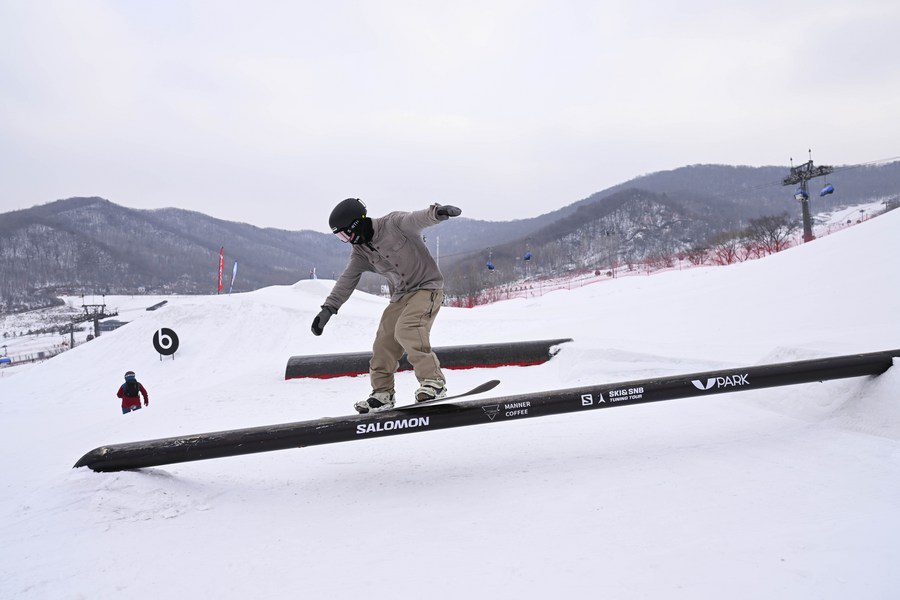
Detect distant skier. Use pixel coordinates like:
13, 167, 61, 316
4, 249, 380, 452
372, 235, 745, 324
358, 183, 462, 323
312, 198, 462, 413
117, 371, 149, 414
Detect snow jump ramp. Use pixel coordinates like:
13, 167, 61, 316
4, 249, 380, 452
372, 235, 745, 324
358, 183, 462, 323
76, 349, 898, 473
284, 338, 573, 379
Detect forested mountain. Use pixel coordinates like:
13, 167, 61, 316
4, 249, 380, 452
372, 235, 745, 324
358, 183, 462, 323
443, 188, 727, 293
568, 163, 900, 220
0, 197, 350, 311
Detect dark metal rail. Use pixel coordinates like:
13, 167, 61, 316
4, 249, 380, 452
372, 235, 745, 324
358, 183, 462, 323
284, 338, 573, 379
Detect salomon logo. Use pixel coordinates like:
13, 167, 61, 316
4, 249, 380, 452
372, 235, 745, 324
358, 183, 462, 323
356, 416, 430, 435
691, 374, 750, 391
692, 378, 716, 390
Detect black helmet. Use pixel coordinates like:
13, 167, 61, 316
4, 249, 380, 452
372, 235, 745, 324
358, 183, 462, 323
329, 198, 366, 232
125, 371, 136, 379
329, 198, 372, 244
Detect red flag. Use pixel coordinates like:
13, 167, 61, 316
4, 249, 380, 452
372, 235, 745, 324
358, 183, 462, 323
217, 247, 225, 294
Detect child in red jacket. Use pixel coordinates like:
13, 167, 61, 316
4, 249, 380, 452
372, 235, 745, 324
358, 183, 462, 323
117, 371, 149, 414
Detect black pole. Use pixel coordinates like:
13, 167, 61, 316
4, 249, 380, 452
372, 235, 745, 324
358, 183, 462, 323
76, 349, 898, 472
800, 180, 814, 242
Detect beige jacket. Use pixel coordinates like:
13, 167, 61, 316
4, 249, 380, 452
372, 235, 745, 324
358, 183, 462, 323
323, 204, 444, 311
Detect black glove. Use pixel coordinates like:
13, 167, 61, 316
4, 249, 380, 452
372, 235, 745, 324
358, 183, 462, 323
311, 306, 335, 336
436, 205, 462, 221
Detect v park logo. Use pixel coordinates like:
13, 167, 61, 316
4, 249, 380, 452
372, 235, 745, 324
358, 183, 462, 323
691, 374, 750, 391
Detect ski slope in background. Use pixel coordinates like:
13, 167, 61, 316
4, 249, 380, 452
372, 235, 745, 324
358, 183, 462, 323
816, 200, 889, 227
0, 210, 899, 598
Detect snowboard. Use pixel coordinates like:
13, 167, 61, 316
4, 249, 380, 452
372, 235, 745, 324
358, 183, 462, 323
396, 379, 500, 410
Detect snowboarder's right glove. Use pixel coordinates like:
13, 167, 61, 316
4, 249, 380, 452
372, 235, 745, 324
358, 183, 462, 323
311, 306, 336, 336
436, 205, 462, 220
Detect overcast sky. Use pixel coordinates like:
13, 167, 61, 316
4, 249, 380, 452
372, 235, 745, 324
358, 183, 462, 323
1, 0, 898, 232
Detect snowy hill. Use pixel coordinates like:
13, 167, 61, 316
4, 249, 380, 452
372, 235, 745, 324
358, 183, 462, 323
0, 210, 898, 598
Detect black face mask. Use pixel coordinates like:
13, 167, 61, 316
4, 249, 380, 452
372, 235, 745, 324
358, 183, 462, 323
348, 217, 374, 245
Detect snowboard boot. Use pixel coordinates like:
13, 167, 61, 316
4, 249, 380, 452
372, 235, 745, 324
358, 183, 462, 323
354, 390, 396, 414
415, 379, 447, 403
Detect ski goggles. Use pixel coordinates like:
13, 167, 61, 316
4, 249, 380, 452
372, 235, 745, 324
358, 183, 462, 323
333, 218, 363, 243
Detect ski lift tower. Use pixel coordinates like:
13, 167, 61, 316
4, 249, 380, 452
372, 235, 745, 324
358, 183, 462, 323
74, 295, 118, 339
782, 151, 833, 243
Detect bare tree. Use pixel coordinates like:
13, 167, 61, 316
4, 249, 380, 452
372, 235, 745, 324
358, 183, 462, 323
708, 232, 741, 265
744, 213, 800, 255
685, 244, 708, 266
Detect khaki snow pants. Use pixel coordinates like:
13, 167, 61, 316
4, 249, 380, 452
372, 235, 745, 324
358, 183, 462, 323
370, 289, 445, 392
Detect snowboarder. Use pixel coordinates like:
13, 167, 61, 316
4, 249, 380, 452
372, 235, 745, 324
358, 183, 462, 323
117, 370, 149, 414
312, 198, 462, 413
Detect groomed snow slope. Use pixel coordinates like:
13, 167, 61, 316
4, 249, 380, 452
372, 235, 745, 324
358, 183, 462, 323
1, 210, 899, 599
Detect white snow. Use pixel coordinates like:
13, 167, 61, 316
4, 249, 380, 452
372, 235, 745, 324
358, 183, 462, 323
814, 200, 893, 234
0, 295, 197, 377
1, 210, 899, 598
